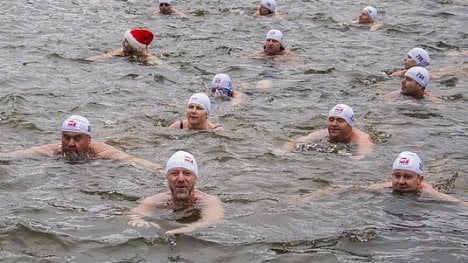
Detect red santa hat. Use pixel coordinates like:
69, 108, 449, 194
123, 28, 154, 51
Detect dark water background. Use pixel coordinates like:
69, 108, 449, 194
1, 0, 467, 262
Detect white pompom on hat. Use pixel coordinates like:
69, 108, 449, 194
261, 0, 277, 12
405, 66, 430, 88
363, 6, 377, 22
188, 93, 212, 115
266, 29, 284, 46
392, 151, 423, 175
124, 28, 154, 51
61, 115, 92, 136
165, 151, 198, 176
408, 48, 430, 67
328, 104, 355, 127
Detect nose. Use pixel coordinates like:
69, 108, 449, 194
397, 177, 405, 185
175, 171, 185, 181
68, 139, 76, 146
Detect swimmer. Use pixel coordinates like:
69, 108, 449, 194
349, 6, 384, 31
156, 0, 186, 17
128, 151, 224, 235
390, 47, 438, 80
169, 93, 223, 131
253, 29, 299, 60
386, 66, 443, 103
0, 115, 163, 171
295, 151, 467, 204
253, 0, 280, 17
209, 73, 246, 107
278, 104, 374, 160
86, 28, 160, 64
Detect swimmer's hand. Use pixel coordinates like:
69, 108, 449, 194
165, 225, 195, 235
128, 218, 160, 228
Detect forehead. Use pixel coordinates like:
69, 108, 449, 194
62, 131, 88, 138
167, 167, 195, 174
392, 169, 418, 176
328, 116, 346, 121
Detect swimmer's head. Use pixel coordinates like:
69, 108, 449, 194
260, 0, 277, 12
188, 93, 211, 115
123, 28, 154, 52
211, 73, 233, 97
165, 150, 198, 177
363, 6, 377, 22
405, 66, 429, 88
61, 115, 92, 136
328, 104, 355, 127
392, 151, 423, 175
408, 48, 430, 68
266, 29, 284, 46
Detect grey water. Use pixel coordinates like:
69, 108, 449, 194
1, 0, 467, 262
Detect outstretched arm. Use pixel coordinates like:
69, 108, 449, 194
166, 193, 224, 235
91, 141, 163, 172
127, 193, 169, 228
275, 129, 327, 155
86, 48, 123, 62
0, 144, 59, 159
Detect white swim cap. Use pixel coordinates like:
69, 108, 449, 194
261, 0, 277, 12
266, 29, 284, 46
188, 93, 211, 115
165, 151, 198, 176
328, 104, 355, 127
61, 115, 92, 136
363, 6, 377, 22
392, 151, 423, 175
159, 0, 172, 4
211, 73, 233, 91
408, 48, 430, 67
405, 66, 430, 88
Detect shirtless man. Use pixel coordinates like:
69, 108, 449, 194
0, 115, 162, 171
128, 151, 224, 235
253, 0, 279, 17
279, 104, 374, 159
386, 66, 443, 103
254, 29, 299, 60
351, 6, 384, 31
390, 47, 437, 80
157, 0, 186, 17
169, 93, 223, 131
86, 28, 159, 64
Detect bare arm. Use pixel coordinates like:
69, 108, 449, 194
352, 129, 374, 160
166, 192, 224, 235
127, 193, 170, 228
421, 182, 462, 203
275, 129, 328, 155
0, 144, 59, 159
86, 48, 124, 61
91, 141, 163, 172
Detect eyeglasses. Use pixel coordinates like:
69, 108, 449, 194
159, 3, 170, 7
211, 87, 233, 97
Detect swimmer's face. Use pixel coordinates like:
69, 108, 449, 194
404, 55, 417, 69
391, 169, 423, 192
327, 117, 352, 143
264, 38, 282, 55
186, 103, 208, 125
61, 131, 91, 155
122, 40, 138, 55
166, 167, 197, 201
159, 2, 172, 14
358, 10, 372, 24
401, 75, 423, 95
258, 6, 272, 16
